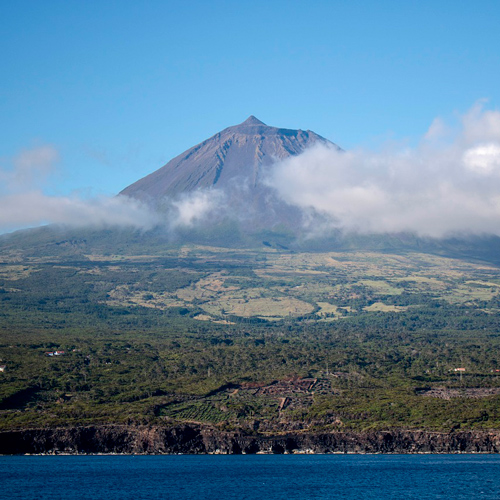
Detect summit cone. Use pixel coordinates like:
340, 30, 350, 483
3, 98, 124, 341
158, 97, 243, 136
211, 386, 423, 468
120, 117, 338, 200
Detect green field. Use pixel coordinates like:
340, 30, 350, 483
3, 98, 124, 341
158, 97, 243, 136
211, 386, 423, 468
19, 245, 498, 323
1, 243, 500, 433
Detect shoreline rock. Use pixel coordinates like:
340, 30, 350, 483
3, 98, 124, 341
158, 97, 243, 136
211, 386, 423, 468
1, 425, 500, 455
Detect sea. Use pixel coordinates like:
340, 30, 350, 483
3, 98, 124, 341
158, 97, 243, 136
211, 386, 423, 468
1, 454, 499, 499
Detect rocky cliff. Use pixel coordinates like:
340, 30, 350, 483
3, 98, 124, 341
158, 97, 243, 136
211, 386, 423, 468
2, 425, 500, 454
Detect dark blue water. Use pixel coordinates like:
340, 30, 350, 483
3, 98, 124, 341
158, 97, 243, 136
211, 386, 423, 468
1, 454, 499, 499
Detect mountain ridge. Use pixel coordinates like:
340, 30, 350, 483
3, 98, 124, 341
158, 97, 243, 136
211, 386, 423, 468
120, 116, 338, 201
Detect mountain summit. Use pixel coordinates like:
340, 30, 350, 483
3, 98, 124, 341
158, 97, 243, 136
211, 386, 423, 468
240, 115, 266, 126
120, 117, 337, 201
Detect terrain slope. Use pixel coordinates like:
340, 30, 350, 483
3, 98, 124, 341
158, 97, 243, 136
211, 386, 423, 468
120, 116, 339, 235
121, 115, 334, 199
1, 118, 500, 454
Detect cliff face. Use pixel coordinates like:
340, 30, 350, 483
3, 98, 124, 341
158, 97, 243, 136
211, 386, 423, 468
2, 426, 500, 455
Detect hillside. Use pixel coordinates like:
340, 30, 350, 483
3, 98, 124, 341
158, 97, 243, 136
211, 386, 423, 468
1, 243, 500, 443
1, 116, 500, 453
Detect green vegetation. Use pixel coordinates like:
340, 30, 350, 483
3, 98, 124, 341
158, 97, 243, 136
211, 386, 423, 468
1, 242, 500, 433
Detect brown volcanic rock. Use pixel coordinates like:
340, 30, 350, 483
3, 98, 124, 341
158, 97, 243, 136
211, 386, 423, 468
120, 116, 335, 202
2, 426, 500, 455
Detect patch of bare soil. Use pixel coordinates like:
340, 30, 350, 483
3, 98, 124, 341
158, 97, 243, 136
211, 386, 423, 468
416, 387, 500, 399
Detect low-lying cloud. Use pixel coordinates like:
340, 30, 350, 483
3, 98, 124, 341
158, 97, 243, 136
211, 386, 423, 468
0, 144, 225, 235
0, 191, 160, 233
170, 190, 224, 228
267, 103, 500, 238
0, 145, 159, 234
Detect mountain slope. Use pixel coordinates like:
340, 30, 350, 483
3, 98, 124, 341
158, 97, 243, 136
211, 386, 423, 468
120, 116, 337, 201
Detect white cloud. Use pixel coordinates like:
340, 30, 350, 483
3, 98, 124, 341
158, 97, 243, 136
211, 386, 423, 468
463, 143, 500, 175
461, 101, 500, 144
0, 192, 159, 232
170, 190, 224, 228
267, 103, 500, 238
1, 145, 59, 193
0, 145, 224, 235
0, 146, 159, 234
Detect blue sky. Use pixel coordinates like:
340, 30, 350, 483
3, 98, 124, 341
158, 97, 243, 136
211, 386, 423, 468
1, 0, 500, 228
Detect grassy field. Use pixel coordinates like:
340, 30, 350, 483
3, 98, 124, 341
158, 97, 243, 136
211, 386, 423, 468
13, 245, 494, 323
3, 244, 500, 325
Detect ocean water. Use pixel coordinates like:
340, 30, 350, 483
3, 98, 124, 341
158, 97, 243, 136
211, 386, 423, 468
1, 454, 499, 499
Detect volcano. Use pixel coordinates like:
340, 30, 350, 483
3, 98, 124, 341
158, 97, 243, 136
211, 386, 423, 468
120, 116, 338, 201
5, 115, 500, 262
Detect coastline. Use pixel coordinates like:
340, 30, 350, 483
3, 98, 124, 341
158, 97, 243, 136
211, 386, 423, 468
1, 425, 500, 455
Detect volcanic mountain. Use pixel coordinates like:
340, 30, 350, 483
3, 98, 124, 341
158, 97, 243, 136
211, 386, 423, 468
5, 115, 500, 262
121, 116, 337, 200
116, 117, 500, 257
